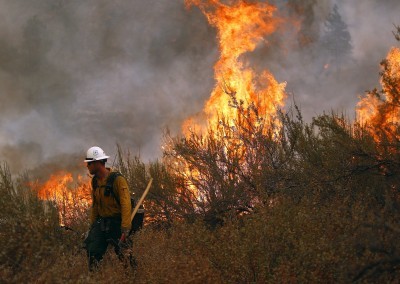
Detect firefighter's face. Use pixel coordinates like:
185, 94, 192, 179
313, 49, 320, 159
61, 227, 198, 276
86, 161, 98, 175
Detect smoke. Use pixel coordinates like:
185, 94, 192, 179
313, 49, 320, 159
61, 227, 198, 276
256, 0, 400, 120
0, 0, 398, 178
0, 0, 217, 177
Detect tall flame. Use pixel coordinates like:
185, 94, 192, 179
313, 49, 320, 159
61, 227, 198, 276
184, 0, 286, 133
357, 47, 400, 142
174, 1, 287, 200
34, 171, 91, 225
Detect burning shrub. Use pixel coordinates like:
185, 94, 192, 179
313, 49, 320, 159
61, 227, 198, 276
357, 47, 400, 144
160, 85, 399, 281
2, 94, 399, 282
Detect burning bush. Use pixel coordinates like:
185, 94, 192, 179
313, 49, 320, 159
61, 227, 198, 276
2, 91, 399, 282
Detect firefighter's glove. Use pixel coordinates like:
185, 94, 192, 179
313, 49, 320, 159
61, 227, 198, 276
82, 230, 89, 241
118, 229, 130, 247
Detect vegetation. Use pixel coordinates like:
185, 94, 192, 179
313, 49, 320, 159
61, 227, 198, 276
1, 47, 399, 284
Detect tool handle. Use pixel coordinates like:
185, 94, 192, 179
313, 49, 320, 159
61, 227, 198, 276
130, 178, 153, 222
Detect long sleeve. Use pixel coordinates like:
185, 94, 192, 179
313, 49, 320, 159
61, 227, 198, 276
114, 176, 132, 230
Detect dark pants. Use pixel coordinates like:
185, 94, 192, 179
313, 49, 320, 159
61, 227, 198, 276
84, 217, 122, 270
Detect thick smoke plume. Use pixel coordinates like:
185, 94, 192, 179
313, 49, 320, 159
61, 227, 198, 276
0, 0, 398, 179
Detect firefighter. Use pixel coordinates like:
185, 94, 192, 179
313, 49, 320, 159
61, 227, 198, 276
83, 146, 132, 270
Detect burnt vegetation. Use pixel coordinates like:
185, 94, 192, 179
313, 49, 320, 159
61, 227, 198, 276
1, 53, 400, 284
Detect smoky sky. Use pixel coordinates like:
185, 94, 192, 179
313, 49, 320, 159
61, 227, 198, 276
0, 0, 398, 179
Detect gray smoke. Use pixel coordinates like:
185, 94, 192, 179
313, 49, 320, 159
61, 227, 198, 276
0, 0, 398, 179
0, 0, 216, 178
251, 0, 399, 121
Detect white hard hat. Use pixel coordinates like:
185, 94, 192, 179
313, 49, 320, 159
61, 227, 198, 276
84, 146, 110, 162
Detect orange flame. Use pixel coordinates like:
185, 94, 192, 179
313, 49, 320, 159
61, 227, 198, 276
34, 171, 91, 225
184, 0, 286, 133
356, 47, 400, 142
174, 1, 287, 199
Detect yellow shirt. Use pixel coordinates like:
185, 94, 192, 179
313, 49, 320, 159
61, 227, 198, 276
90, 170, 132, 230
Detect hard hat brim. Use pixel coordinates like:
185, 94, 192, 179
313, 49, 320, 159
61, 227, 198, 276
84, 155, 110, 163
